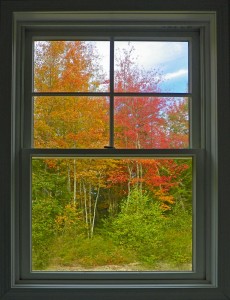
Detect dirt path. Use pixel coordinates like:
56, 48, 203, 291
47, 263, 143, 271
46, 262, 191, 272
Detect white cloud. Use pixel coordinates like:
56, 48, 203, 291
124, 42, 188, 68
164, 69, 188, 80
94, 41, 187, 69
94, 41, 189, 79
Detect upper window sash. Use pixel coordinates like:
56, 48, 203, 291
22, 29, 200, 150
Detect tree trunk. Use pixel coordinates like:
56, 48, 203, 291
73, 159, 77, 205
91, 175, 101, 237
82, 181, 90, 238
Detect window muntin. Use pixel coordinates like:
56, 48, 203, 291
20, 26, 205, 282
31, 39, 191, 150
33, 96, 189, 149
33, 40, 189, 94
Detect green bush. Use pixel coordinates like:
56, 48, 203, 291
32, 187, 192, 271
106, 188, 164, 265
32, 197, 61, 270
158, 204, 192, 267
106, 188, 192, 269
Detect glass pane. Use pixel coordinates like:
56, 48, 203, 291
33, 96, 109, 148
32, 157, 193, 272
115, 97, 189, 149
114, 41, 189, 93
34, 41, 110, 92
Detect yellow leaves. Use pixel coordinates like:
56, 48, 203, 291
55, 215, 69, 226
160, 203, 172, 211
55, 203, 82, 232
159, 195, 175, 204
154, 190, 175, 211
33, 95, 109, 149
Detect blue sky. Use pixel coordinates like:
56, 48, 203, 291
95, 41, 188, 93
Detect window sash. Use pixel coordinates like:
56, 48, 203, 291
23, 30, 200, 149
19, 148, 205, 282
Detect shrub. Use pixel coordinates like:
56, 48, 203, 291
32, 197, 61, 269
107, 188, 164, 265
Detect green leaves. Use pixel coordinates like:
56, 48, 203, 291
32, 197, 62, 269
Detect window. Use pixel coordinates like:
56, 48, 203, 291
21, 29, 203, 278
1, 2, 229, 300
18, 11, 208, 282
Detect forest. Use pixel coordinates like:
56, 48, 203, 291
32, 40, 193, 271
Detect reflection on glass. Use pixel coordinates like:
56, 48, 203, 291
32, 157, 192, 272
33, 96, 109, 148
114, 97, 189, 149
114, 41, 188, 93
34, 41, 110, 92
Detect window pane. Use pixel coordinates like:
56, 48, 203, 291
115, 97, 190, 149
32, 157, 193, 272
33, 96, 109, 148
114, 41, 189, 93
34, 41, 110, 92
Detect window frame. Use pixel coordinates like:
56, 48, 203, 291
17, 10, 212, 284
15, 7, 216, 287
20, 25, 204, 282
0, 1, 229, 299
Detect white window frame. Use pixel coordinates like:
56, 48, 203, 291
0, 1, 229, 299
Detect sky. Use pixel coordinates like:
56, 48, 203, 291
94, 41, 188, 93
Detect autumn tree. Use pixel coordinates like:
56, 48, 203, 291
32, 40, 192, 270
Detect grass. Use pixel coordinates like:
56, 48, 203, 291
44, 234, 137, 270
33, 232, 192, 272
